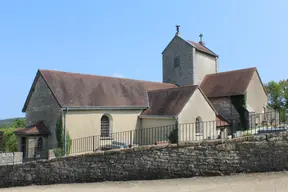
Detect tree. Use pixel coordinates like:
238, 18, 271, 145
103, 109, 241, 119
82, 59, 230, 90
265, 80, 288, 122
10, 118, 26, 128
0, 118, 26, 152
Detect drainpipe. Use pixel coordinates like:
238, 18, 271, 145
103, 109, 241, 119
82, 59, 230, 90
62, 107, 69, 156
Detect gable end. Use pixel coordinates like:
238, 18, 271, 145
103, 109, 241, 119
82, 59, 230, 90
22, 70, 61, 112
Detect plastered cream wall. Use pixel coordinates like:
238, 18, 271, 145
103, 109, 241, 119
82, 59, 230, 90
178, 88, 217, 141
65, 109, 143, 153
141, 118, 175, 129
246, 71, 268, 114
139, 118, 176, 145
194, 51, 217, 85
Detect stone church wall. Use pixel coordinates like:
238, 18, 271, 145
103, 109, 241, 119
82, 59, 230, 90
25, 75, 61, 149
1, 132, 288, 188
209, 97, 240, 121
162, 36, 194, 86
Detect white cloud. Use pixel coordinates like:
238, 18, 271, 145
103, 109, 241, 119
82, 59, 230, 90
112, 73, 123, 78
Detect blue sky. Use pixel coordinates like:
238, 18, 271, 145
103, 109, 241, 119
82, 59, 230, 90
0, 0, 287, 119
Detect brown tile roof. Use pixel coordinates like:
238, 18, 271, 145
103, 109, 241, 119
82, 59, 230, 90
187, 41, 218, 57
14, 121, 50, 135
140, 85, 198, 116
22, 70, 177, 111
216, 115, 230, 127
200, 67, 257, 98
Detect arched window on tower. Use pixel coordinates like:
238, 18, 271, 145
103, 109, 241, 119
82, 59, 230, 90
101, 114, 112, 138
174, 56, 180, 68
195, 117, 203, 135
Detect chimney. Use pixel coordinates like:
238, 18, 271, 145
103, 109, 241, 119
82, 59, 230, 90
175, 25, 180, 36
199, 33, 205, 46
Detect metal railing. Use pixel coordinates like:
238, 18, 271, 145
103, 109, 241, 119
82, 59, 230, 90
65, 110, 288, 155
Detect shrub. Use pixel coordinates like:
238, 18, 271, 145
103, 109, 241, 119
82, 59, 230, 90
53, 148, 64, 157
55, 117, 72, 156
167, 125, 178, 144
0, 128, 18, 152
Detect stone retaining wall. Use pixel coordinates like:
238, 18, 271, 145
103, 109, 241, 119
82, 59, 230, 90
1, 132, 288, 188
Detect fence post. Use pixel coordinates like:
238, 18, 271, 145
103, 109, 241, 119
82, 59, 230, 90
92, 136, 95, 152
129, 131, 133, 148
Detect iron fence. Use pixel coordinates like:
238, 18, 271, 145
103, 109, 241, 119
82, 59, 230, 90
67, 110, 287, 155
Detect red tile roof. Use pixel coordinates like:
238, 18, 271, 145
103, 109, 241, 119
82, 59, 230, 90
22, 70, 177, 111
187, 41, 218, 57
200, 67, 257, 98
216, 115, 230, 127
141, 85, 198, 116
14, 121, 50, 135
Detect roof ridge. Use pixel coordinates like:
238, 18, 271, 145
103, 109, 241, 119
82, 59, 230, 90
38, 69, 175, 86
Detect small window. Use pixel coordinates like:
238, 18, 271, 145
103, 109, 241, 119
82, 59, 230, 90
196, 117, 203, 134
101, 115, 112, 138
174, 56, 180, 68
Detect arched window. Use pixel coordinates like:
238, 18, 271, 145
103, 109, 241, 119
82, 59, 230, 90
101, 115, 111, 138
195, 117, 203, 134
174, 56, 180, 68
37, 137, 43, 152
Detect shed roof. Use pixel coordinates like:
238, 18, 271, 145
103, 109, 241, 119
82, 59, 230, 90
14, 121, 50, 136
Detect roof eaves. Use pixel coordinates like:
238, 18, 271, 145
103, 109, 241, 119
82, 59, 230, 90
200, 44, 219, 57
186, 41, 218, 57
138, 115, 176, 119
63, 106, 148, 111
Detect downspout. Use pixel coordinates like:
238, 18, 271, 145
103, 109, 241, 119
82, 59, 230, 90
62, 107, 69, 156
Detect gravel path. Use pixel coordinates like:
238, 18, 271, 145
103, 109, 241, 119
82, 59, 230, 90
2, 172, 288, 192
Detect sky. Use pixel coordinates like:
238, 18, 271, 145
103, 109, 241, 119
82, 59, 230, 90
0, 0, 288, 119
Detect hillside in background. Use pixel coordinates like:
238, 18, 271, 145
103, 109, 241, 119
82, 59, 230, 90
0, 117, 25, 128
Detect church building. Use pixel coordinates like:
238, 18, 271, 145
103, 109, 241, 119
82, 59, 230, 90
15, 26, 268, 159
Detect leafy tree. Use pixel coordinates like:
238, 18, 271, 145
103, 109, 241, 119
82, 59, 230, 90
265, 80, 288, 122
0, 118, 26, 152
1, 128, 18, 152
10, 118, 26, 128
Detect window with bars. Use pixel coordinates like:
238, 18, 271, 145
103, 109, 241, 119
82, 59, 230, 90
101, 115, 111, 138
195, 117, 203, 134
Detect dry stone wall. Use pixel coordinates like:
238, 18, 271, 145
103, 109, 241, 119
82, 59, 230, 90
1, 132, 288, 188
